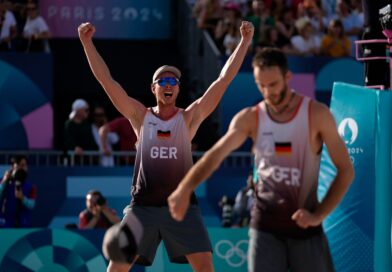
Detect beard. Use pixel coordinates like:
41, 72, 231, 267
268, 84, 289, 106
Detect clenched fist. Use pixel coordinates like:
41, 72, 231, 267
78, 22, 96, 43
239, 21, 254, 45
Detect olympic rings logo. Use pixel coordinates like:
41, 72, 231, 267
215, 239, 249, 267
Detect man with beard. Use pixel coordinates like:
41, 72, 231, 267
168, 47, 354, 272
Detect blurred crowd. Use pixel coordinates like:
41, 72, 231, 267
192, 0, 363, 57
0, 0, 50, 52
63, 98, 137, 167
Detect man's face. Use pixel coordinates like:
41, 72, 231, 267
253, 66, 290, 106
77, 106, 90, 120
13, 158, 28, 172
93, 107, 106, 127
86, 194, 98, 211
151, 72, 180, 105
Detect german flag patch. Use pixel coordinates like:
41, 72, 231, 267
275, 142, 292, 155
157, 130, 171, 139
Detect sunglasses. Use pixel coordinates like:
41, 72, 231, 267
155, 77, 180, 87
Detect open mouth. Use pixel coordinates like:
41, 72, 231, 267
164, 92, 173, 98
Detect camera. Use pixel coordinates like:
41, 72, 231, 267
380, 4, 392, 30
15, 181, 22, 191
87, 191, 107, 206
95, 195, 107, 206
11, 169, 27, 184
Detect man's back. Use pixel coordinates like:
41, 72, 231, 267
64, 119, 98, 151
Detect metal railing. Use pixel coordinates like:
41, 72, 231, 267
0, 151, 253, 168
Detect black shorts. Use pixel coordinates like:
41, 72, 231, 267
123, 205, 212, 266
248, 228, 334, 272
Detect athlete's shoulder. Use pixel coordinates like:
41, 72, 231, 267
236, 105, 258, 119
309, 100, 335, 132
309, 99, 330, 117
230, 106, 258, 132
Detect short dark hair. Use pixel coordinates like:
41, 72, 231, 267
11, 155, 28, 165
87, 190, 103, 198
252, 47, 288, 75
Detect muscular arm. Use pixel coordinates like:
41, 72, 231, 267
99, 124, 111, 155
78, 23, 146, 130
168, 108, 255, 221
293, 103, 354, 228
314, 105, 354, 218
184, 21, 254, 137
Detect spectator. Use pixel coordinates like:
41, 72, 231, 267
349, 0, 364, 28
218, 195, 234, 227
326, 0, 363, 55
22, 2, 51, 52
289, 17, 321, 56
9, 1, 26, 51
223, 19, 242, 55
0, 155, 37, 228
330, 0, 363, 37
321, 0, 337, 18
79, 190, 121, 229
256, 26, 281, 50
321, 19, 351, 57
0, 1, 17, 51
275, 7, 296, 50
270, 0, 286, 21
99, 116, 137, 165
193, 0, 223, 36
244, 0, 265, 50
91, 106, 119, 167
232, 171, 254, 227
297, 0, 326, 38
64, 99, 98, 161
214, 2, 242, 53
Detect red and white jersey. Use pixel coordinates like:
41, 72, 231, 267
251, 95, 322, 238
131, 108, 194, 206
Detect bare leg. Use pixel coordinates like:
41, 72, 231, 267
186, 252, 214, 272
107, 261, 131, 272
107, 256, 138, 272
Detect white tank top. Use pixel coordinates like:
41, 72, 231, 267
251, 95, 322, 238
130, 108, 195, 206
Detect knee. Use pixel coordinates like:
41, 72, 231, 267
194, 263, 214, 272
193, 258, 214, 272
107, 261, 131, 272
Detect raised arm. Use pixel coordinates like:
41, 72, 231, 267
292, 103, 354, 228
78, 23, 146, 128
184, 21, 254, 136
168, 108, 255, 221
98, 124, 111, 156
